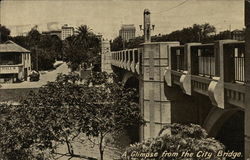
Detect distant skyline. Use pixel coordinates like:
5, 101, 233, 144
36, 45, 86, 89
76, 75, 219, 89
0, 0, 245, 39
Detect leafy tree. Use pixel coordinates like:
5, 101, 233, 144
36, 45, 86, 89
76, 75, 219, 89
0, 25, 11, 43
111, 36, 124, 51
122, 123, 224, 160
27, 28, 41, 47
126, 36, 144, 49
10, 36, 29, 49
63, 25, 101, 71
11, 29, 62, 71
51, 35, 63, 60
0, 72, 144, 160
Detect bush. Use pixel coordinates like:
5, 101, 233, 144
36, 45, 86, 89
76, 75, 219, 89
122, 123, 224, 160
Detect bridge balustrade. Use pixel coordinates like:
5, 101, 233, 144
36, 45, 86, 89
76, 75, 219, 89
191, 44, 215, 78
117, 52, 119, 66
125, 50, 129, 70
118, 51, 121, 67
124, 50, 127, 70
130, 49, 137, 73
223, 42, 245, 83
171, 45, 186, 72
121, 51, 125, 69
110, 48, 142, 74
109, 40, 247, 109
135, 48, 143, 74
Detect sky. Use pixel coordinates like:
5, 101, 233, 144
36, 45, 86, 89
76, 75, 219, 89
0, 0, 245, 39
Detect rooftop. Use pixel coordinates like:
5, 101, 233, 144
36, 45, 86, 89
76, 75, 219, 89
121, 24, 136, 30
0, 40, 30, 53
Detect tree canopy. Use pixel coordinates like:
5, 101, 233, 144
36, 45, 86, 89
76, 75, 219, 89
63, 25, 101, 71
0, 72, 144, 160
0, 25, 11, 43
122, 123, 225, 160
110, 36, 124, 51
11, 29, 62, 71
111, 23, 218, 50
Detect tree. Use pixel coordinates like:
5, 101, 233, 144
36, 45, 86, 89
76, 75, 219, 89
111, 36, 124, 51
126, 36, 144, 49
27, 28, 41, 47
10, 36, 29, 49
122, 123, 224, 160
0, 25, 11, 43
63, 25, 101, 71
11, 29, 62, 71
123, 23, 217, 47
84, 72, 144, 160
0, 72, 144, 160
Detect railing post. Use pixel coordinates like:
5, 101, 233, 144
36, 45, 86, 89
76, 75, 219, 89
180, 43, 200, 95
190, 46, 199, 75
207, 41, 227, 109
215, 40, 238, 81
245, 0, 250, 158
225, 41, 235, 79
164, 43, 180, 87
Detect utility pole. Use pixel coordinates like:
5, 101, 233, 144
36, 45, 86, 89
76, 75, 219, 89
139, 9, 155, 43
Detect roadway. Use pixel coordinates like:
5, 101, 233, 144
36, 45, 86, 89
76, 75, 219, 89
0, 61, 70, 89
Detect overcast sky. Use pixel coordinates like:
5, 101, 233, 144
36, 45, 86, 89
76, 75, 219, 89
0, 0, 245, 39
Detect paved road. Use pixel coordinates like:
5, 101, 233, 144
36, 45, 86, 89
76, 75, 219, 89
0, 62, 70, 89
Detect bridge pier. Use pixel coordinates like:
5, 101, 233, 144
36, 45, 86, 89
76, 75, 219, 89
141, 42, 179, 139
101, 39, 112, 73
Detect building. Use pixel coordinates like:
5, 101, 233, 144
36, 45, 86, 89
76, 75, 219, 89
119, 24, 136, 42
231, 29, 245, 41
61, 24, 74, 40
42, 30, 62, 39
0, 41, 31, 83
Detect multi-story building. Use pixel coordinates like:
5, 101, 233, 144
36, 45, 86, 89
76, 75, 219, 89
0, 40, 31, 83
119, 24, 136, 42
61, 24, 74, 40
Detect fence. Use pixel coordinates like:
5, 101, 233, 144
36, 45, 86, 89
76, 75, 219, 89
196, 44, 215, 78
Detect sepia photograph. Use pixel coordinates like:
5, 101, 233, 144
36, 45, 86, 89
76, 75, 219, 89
0, 0, 249, 159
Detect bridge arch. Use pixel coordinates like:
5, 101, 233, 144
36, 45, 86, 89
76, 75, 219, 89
203, 106, 244, 154
122, 72, 139, 89
121, 71, 140, 144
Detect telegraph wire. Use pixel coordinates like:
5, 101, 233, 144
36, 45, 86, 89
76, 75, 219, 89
153, 0, 189, 15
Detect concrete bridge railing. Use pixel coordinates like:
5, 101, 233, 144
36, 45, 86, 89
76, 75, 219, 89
111, 48, 143, 75
109, 40, 246, 110
103, 40, 248, 159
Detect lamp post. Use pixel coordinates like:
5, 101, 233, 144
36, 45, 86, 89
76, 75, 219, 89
139, 9, 155, 43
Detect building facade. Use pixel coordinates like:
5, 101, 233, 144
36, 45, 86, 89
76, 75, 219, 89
231, 29, 245, 41
0, 41, 31, 83
61, 24, 74, 40
119, 24, 136, 42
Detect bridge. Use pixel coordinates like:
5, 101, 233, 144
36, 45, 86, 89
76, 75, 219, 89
101, 3, 250, 159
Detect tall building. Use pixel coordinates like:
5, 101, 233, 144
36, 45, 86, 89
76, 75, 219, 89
119, 24, 136, 42
61, 24, 74, 40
